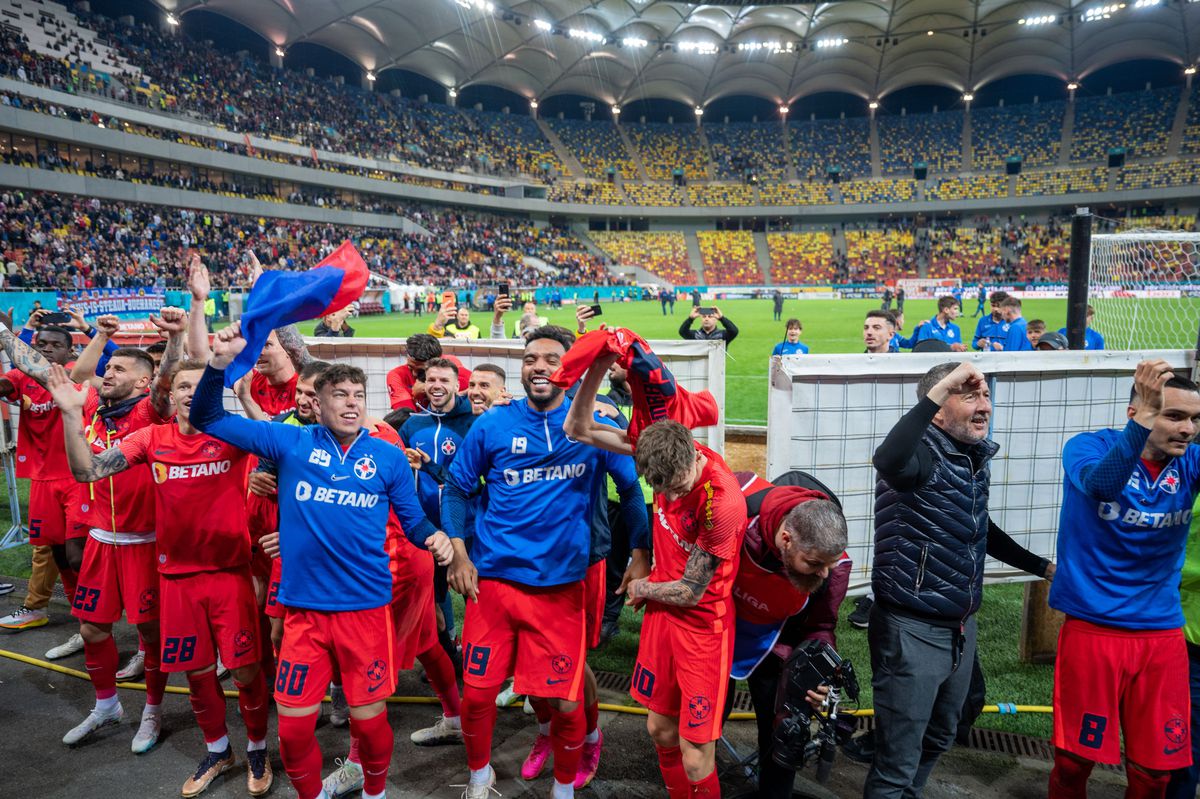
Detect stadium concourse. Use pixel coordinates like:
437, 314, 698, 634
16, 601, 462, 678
3, 1, 1200, 799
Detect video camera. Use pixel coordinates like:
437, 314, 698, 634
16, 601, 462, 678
771, 639, 860, 783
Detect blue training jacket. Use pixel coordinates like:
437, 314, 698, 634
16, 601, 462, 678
400, 394, 477, 527
192, 365, 436, 612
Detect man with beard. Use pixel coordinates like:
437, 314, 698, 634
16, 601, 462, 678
466, 364, 508, 415
865, 361, 1029, 798
443, 326, 649, 799
724, 472, 851, 799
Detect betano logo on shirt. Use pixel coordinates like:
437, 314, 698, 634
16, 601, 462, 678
152, 460, 232, 484
294, 479, 380, 508
1096, 500, 1191, 529
501, 462, 587, 486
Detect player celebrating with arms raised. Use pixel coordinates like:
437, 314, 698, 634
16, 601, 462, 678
1049, 360, 1200, 798
191, 322, 453, 799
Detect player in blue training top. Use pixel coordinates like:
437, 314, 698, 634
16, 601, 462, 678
191, 322, 454, 799
442, 325, 649, 799
1048, 360, 1200, 799
771, 318, 809, 356
1057, 304, 1106, 351
911, 295, 967, 351
972, 290, 1008, 351
992, 296, 1031, 351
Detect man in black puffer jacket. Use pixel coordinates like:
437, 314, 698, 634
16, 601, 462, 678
863, 361, 1051, 799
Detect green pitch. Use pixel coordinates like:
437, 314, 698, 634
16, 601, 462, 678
303, 298, 1075, 425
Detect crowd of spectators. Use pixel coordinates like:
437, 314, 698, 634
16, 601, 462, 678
925, 174, 1008, 201
705, 121, 788, 181
1016, 166, 1107, 197
626, 122, 710, 181
545, 118, 638, 180
1070, 87, 1177, 163
971, 101, 1065, 170
878, 109, 963, 175
686, 183, 755, 207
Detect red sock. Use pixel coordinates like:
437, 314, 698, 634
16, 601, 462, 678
258, 614, 275, 682
585, 700, 599, 736
655, 744, 690, 799
277, 712, 323, 799
347, 735, 361, 766
186, 669, 228, 744
418, 645, 461, 717
462, 682, 499, 770
233, 670, 270, 744
1048, 751, 1094, 799
1125, 764, 1170, 799
530, 696, 553, 726
550, 701, 585, 785
689, 768, 721, 797
60, 569, 78, 608
349, 710, 393, 795
83, 635, 119, 700
142, 640, 166, 704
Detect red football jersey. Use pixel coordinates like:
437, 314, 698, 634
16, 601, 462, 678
78, 388, 165, 533
371, 421, 418, 586
3, 368, 71, 480
250, 370, 298, 416
648, 444, 747, 633
119, 423, 251, 575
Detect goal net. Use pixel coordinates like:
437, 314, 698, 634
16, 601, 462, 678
1089, 228, 1200, 350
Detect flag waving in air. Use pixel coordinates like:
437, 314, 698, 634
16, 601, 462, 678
224, 240, 367, 387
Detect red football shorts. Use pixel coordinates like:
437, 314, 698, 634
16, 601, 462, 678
274, 605, 396, 709
264, 558, 285, 620
72, 539, 159, 624
585, 560, 606, 650
245, 492, 278, 580
65, 486, 89, 540
461, 578, 586, 702
27, 477, 76, 546
631, 607, 734, 744
392, 547, 437, 671
1053, 618, 1191, 769
159, 567, 261, 674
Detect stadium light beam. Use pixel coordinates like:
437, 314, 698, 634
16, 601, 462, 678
1081, 4, 1126, 22
963, 92, 974, 102
1067, 81, 1079, 90
622, 37, 648, 49
533, 19, 551, 31
678, 41, 720, 55
274, 47, 285, 57
779, 105, 789, 115
1018, 15, 1057, 26
366, 72, 376, 82
694, 106, 704, 117
868, 100, 879, 109
166, 13, 179, 26
1133, 0, 1161, 8
1187, 66, 1198, 75
611, 105, 621, 116
815, 37, 848, 49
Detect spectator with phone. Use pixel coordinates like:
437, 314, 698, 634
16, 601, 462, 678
679, 306, 739, 346
430, 305, 480, 340
574, 304, 602, 337
511, 300, 548, 338
489, 294, 513, 339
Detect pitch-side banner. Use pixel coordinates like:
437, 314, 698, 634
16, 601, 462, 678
59, 288, 165, 319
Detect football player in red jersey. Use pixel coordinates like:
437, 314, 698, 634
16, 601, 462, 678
565, 349, 748, 799
25, 308, 183, 751
0, 313, 82, 634
49, 351, 275, 797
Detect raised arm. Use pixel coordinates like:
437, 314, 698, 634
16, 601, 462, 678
70, 314, 120, 384
274, 324, 314, 370
46, 365, 130, 482
563, 352, 633, 456
186, 254, 212, 360
0, 317, 53, 387
147, 307, 187, 419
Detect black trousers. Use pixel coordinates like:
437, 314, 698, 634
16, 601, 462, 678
718, 653, 796, 798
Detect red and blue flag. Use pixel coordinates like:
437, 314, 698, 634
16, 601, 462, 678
225, 240, 367, 387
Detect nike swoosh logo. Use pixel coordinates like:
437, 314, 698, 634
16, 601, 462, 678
687, 721, 706, 728
367, 682, 385, 693
546, 678, 568, 685
331, 474, 350, 481
1165, 744, 1187, 755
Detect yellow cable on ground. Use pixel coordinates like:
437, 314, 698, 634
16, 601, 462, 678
0, 648, 1052, 718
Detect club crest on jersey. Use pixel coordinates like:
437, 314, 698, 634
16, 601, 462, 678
688, 695, 712, 722
441, 438, 457, 456
366, 659, 388, 682
233, 629, 254, 657
1166, 716, 1188, 748
1160, 468, 1181, 494
551, 654, 573, 674
511, 436, 527, 454
200, 440, 222, 459
354, 456, 377, 480
139, 588, 158, 614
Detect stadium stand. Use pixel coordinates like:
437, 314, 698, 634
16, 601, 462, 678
843, 227, 918, 281
544, 118, 638, 180
686, 183, 755, 207
705, 121, 788, 181
1117, 213, 1199, 231
1069, 87, 1177, 162
877, 109, 963, 175
926, 226, 1002, 280
623, 182, 685, 206
970, 101, 1065, 171
925, 174, 1009, 201
1116, 160, 1200, 191
766, 232, 836, 284
589, 230, 694, 285
464, 108, 564, 178
790, 116, 871, 180
1002, 217, 1070, 282
626, 122, 710, 181
546, 180, 623, 205
1016, 166, 1107, 196
758, 181, 836, 206
696, 230, 759, 285
841, 178, 916, 204
1182, 84, 1200, 155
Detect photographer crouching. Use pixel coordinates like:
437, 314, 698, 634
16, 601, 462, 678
724, 471, 855, 798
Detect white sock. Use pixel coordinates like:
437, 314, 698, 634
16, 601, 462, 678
95, 695, 119, 714
538, 721, 551, 736
445, 715, 461, 729
142, 703, 161, 717
314, 792, 329, 799
469, 765, 493, 786
206, 735, 230, 754
584, 728, 600, 745
246, 738, 266, 752
362, 791, 385, 799
551, 779, 574, 799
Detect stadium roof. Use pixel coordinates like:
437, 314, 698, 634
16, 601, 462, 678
153, 1, 1200, 107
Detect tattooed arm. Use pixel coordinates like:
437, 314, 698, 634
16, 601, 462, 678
274, 323, 314, 370
148, 307, 186, 419
45, 364, 132, 482
626, 546, 722, 608
0, 319, 53, 387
